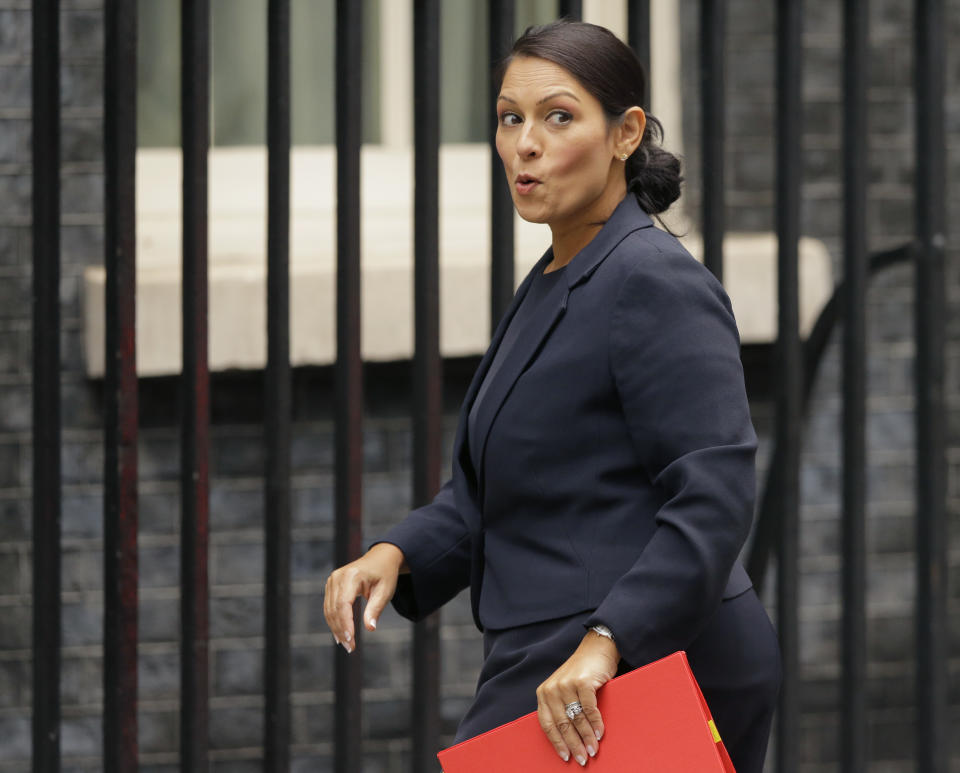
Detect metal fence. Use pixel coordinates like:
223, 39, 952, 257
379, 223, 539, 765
28, 0, 948, 771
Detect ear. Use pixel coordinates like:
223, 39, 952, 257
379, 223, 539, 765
615, 107, 646, 158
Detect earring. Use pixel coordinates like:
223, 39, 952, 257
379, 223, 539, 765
619, 153, 629, 161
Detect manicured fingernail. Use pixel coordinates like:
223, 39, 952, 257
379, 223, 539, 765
344, 631, 352, 643
341, 641, 351, 654
559, 751, 569, 762
369, 618, 377, 630
587, 745, 596, 757
576, 754, 586, 766
595, 728, 603, 741
334, 635, 340, 646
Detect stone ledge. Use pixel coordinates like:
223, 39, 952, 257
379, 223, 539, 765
82, 146, 833, 377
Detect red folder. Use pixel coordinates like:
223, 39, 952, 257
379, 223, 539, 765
438, 651, 735, 772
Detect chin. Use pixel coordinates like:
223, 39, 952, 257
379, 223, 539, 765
512, 201, 551, 225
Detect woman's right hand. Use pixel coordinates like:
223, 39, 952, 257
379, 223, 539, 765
323, 542, 407, 653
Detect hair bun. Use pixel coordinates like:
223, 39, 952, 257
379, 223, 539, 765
626, 118, 683, 215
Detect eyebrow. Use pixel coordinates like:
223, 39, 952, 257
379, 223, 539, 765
496, 90, 581, 105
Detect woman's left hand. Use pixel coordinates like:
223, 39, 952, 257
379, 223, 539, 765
536, 631, 621, 766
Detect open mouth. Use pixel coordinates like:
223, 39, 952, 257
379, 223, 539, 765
515, 173, 541, 195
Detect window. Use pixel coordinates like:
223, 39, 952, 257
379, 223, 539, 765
137, 0, 382, 147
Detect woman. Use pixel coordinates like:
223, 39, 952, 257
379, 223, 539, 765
324, 20, 780, 772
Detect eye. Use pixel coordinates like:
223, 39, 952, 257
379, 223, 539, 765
499, 112, 522, 127
546, 110, 573, 126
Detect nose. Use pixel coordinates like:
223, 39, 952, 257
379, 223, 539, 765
515, 122, 541, 159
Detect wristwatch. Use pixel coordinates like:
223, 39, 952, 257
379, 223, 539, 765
590, 624, 615, 641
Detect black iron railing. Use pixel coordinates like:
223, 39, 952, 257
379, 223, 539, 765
26, 0, 949, 771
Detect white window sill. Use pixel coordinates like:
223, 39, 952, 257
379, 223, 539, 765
82, 145, 833, 377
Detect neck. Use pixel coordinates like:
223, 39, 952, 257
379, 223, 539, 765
546, 179, 627, 270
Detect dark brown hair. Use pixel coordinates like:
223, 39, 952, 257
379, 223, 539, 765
495, 19, 682, 216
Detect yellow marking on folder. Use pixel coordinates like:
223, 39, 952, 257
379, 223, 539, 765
708, 719, 722, 743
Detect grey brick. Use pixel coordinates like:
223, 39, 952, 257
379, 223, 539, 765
361, 638, 409, 691
140, 596, 178, 643
0, 716, 30, 760
61, 222, 103, 265
60, 62, 101, 109
0, 226, 18, 266
212, 541, 262, 586
139, 650, 178, 699
291, 757, 333, 773
210, 483, 262, 531
214, 646, 262, 695
139, 709, 177, 755
62, 547, 101, 591
139, 433, 179, 481
209, 705, 262, 750
291, 537, 333, 582
60, 655, 101, 706
0, 65, 29, 109
212, 432, 262, 477
0, 440, 20, 487
61, 601, 100, 647
868, 614, 914, 663
0, 118, 27, 164
61, 438, 102, 484
61, 117, 102, 164
0, 658, 26, 707
292, 643, 334, 693
61, 173, 102, 216
292, 481, 333, 527
62, 9, 102, 56
140, 544, 178, 589
210, 595, 262, 639
62, 491, 102, 538
213, 763, 264, 773
0, 10, 30, 55
0, 173, 30, 220
291, 425, 333, 473
139, 490, 177, 535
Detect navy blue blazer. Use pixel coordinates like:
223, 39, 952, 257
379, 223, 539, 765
378, 195, 756, 669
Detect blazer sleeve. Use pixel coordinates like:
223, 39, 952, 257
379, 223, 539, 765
371, 478, 472, 623
585, 247, 758, 668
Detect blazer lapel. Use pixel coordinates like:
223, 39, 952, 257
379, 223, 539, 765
470, 196, 656, 493
449, 248, 554, 530
470, 272, 570, 487
453, 195, 656, 523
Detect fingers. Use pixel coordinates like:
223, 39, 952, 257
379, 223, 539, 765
363, 578, 392, 631
537, 687, 601, 766
323, 548, 404, 652
578, 689, 604, 745
323, 566, 363, 652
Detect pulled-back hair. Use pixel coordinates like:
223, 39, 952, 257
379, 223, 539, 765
495, 19, 682, 216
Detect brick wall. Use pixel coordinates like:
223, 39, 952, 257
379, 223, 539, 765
0, 0, 958, 771
679, 1, 960, 770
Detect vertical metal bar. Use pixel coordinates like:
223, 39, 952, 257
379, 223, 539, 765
840, 1, 867, 770
489, 0, 515, 332
103, 0, 139, 770
31, 1, 61, 770
627, 0, 651, 111
335, 1, 364, 771
914, 1, 947, 771
264, 0, 292, 770
774, 2, 801, 772
412, 2, 442, 770
700, 0, 725, 282
558, 0, 582, 20
180, 1, 210, 770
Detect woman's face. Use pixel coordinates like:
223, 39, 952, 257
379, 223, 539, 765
495, 56, 624, 230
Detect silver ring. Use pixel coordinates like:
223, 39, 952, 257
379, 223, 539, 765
564, 701, 583, 721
